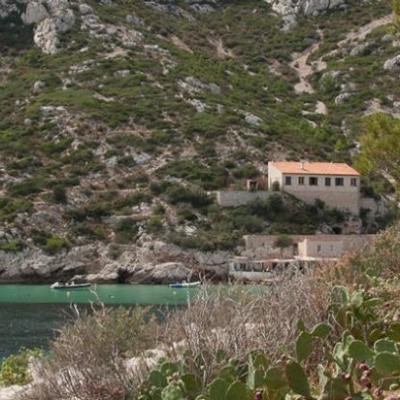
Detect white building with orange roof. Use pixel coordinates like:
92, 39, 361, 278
268, 161, 361, 214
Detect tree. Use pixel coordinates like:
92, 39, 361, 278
393, 0, 400, 31
273, 235, 294, 258
356, 113, 400, 194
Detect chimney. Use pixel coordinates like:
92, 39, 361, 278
300, 160, 305, 170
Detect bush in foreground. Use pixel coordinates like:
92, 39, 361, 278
0, 348, 41, 387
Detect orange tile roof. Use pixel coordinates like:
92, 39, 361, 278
269, 161, 360, 176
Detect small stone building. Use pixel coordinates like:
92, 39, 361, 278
243, 234, 375, 260
268, 161, 361, 214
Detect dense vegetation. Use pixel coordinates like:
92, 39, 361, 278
0, 0, 397, 254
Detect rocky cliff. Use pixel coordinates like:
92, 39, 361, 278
265, 0, 348, 29
0, 0, 397, 282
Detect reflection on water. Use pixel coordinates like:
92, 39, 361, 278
0, 284, 265, 359
0, 303, 75, 359
0, 284, 198, 359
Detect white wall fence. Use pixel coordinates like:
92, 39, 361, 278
212, 191, 272, 207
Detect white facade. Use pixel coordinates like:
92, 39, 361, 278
268, 162, 361, 214
298, 238, 343, 258
243, 234, 375, 260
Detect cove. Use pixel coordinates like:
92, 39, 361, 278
0, 284, 198, 305
0, 284, 198, 360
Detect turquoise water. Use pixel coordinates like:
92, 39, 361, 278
0, 284, 198, 305
0, 284, 198, 359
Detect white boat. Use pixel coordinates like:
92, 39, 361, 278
50, 281, 91, 290
169, 281, 201, 289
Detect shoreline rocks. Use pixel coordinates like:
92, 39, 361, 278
0, 238, 231, 284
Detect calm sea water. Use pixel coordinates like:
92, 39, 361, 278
0, 284, 197, 359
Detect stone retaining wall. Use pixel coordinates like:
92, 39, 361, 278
212, 191, 272, 207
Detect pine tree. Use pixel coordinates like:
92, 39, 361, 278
393, 0, 400, 30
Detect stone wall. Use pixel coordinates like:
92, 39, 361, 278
299, 238, 343, 258
284, 186, 360, 215
213, 191, 272, 207
243, 234, 375, 259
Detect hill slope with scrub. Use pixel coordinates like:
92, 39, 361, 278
0, 0, 399, 281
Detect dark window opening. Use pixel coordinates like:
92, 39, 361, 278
285, 176, 292, 186
325, 177, 331, 186
335, 177, 344, 186
309, 177, 318, 186
298, 177, 304, 185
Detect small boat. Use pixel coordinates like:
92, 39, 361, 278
169, 281, 201, 289
50, 281, 91, 290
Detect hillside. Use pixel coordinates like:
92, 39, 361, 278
0, 0, 398, 282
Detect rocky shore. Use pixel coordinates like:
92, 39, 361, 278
0, 234, 232, 284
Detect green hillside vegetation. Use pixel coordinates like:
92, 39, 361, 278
0, 0, 397, 251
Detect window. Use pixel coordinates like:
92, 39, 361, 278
351, 178, 358, 187
309, 177, 318, 186
285, 176, 292, 186
317, 245, 321, 253
325, 177, 331, 186
298, 177, 305, 185
335, 177, 344, 186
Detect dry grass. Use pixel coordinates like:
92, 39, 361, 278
23, 306, 157, 400
23, 267, 341, 399
160, 269, 330, 386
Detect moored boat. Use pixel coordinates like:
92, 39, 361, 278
50, 281, 91, 290
169, 281, 201, 289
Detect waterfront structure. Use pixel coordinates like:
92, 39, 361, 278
243, 234, 375, 259
228, 234, 376, 281
268, 161, 361, 214
228, 257, 333, 282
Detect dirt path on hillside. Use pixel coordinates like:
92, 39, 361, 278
290, 14, 392, 95
290, 29, 326, 94
338, 14, 392, 46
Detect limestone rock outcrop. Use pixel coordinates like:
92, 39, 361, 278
265, 0, 347, 30
384, 54, 400, 72
30, 0, 75, 53
1, 0, 75, 54
0, 235, 231, 284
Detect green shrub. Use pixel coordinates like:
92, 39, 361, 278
165, 184, 212, 208
159, 160, 228, 190
7, 178, 46, 197
72, 223, 108, 240
185, 112, 225, 138
52, 185, 67, 204
114, 218, 139, 243
112, 193, 152, 211
67, 201, 111, 222
0, 348, 42, 387
232, 214, 264, 233
0, 197, 32, 221
147, 215, 163, 233
43, 236, 70, 255
232, 164, 260, 179
0, 240, 24, 252
177, 207, 198, 224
